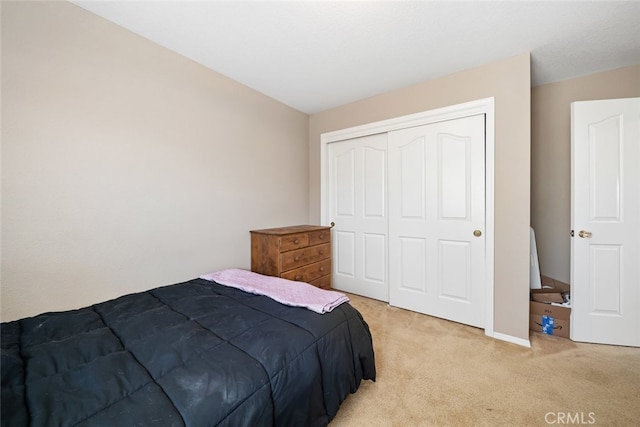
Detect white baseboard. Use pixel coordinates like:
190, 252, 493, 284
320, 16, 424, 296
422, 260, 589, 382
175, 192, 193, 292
493, 332, 531, 348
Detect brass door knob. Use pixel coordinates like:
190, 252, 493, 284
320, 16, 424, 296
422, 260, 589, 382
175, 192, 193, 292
578, 230, 592, 238
473, 230, 482, 237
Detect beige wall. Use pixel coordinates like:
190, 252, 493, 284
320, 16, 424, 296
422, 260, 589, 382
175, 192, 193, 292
309, 54, 532, 341
1, 1, 309, 321
531, 65, 640, 284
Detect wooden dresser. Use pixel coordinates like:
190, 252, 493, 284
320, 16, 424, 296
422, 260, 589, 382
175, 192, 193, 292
250, 225, 332, 289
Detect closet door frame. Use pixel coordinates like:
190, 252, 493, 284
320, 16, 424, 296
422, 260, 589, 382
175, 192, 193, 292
320, 97, 496, 338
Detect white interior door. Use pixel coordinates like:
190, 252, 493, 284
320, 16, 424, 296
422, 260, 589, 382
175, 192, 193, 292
388, 115, 486, 328
571, 97, 640, 347
328, 133, 389, 301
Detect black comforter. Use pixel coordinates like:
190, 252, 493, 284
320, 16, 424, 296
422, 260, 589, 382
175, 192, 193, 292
1, 278, 375, 426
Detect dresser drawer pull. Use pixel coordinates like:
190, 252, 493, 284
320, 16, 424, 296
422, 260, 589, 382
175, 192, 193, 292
294, 256, 300, 262
319, 233, 325, 239
293, 239, 299, 244
295, 275, 302, 281
319, 267, 325, 272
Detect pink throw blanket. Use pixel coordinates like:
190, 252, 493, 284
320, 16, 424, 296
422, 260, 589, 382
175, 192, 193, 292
200, 268, 349, 314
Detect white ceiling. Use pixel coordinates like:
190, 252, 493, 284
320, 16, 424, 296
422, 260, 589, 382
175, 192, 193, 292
72, 0, 640, 114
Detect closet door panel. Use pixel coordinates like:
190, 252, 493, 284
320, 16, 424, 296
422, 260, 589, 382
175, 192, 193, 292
438, 239, 471, 302
399, 136, 427, 219
389, 115, 486, 328
328, 133, 389, 301
439, 134, 470, 220
398, 236, 427, 293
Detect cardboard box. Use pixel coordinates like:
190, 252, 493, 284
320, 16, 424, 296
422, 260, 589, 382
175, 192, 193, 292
530, 275, 571, 338
531, 275, 570, 303
540, 275, 570, 292
530, 301, 570, 338
530, 290, 565, 304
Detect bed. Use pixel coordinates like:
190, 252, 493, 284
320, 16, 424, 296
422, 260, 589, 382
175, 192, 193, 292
1, 271, 376, 426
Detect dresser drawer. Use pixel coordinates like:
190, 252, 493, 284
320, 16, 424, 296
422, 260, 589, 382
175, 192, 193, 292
308, 229, 331, 246
281, 258, 331, 283
281, 243, 331, 272
279, 232, 309, 252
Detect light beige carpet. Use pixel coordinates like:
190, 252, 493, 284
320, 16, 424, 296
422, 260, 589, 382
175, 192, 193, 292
331, 294, 640, 426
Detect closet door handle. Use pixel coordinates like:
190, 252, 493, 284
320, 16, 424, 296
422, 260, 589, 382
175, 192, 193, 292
578, 230, 592, 238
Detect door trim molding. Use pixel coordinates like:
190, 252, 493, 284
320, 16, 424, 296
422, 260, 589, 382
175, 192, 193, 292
320, 97, 495, 338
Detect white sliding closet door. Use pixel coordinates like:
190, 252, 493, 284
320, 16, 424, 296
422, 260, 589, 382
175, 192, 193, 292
388, 115, 486, 328
328, 133, 389, 301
